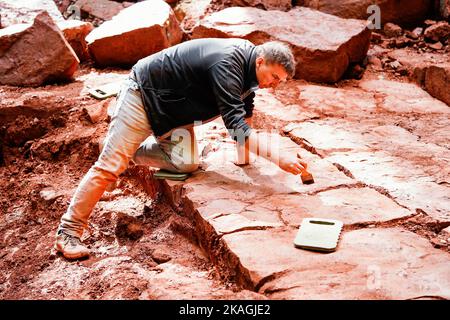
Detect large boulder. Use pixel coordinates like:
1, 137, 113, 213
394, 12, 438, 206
0, 0, 64, 28
174, 0, 293, 34
208, 0, 292, 11
0, 11, 79, 87
86, 0, 183, 67
174, 0, 213, 33
423, 64, 450, 107
57, 20, 94, 62
74, 0, 131, 21
297, 0, 434, 26
192, 7, 371, 83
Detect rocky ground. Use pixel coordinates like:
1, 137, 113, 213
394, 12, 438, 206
1, 0, 449, 300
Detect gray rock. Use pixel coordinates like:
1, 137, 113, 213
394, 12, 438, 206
384, 22, 403, 38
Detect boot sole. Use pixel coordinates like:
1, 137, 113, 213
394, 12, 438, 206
54, 243, 90, 260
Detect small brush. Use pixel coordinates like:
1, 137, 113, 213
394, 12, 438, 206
301, 170, 315, 185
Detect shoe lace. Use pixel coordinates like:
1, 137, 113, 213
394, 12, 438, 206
63, 234, 82, 247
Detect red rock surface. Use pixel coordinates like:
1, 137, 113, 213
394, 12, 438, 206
74, 0, 129, 21
57, 20, 94, 62
299, 0, 434, 25
0, 11, 79, 87
86, 0, 183, 67
192, 6, 371, 83
174, 0, 213, 33
209, 0, 292, 11
255, 188, 412, 226
158, 104, 450, 297
225, 228, 450, 299
386, 48, 450, 106
275, 77, 450, 223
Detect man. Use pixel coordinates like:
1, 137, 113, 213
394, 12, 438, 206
55, 38, 309, 260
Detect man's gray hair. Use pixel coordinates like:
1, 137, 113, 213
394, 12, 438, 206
255, 41, 296, 78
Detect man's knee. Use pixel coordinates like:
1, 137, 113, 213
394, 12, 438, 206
91, 163, 121, 182
93, 152, 129, 181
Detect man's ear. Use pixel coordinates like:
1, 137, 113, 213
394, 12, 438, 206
255, 56, 264, 68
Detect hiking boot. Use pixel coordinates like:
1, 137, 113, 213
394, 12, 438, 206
54, 230, 90, 260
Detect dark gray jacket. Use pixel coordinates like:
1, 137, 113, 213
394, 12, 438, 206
131, 38, 259, 141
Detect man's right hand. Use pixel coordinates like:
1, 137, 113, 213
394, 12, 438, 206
246, 131, 309, 175
278, 152, 308, 175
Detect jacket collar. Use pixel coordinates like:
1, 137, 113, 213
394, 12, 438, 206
245, 46, 259, 91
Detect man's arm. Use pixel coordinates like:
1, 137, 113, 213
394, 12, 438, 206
245, 116, 253, 127
243, 91, 255, 120
236, 130, 308, 175
208, 60, 307, 175
208, 60, 252, 142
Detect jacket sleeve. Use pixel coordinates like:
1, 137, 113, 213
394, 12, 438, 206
243, 91, 255, 118
208, 60, 252, 143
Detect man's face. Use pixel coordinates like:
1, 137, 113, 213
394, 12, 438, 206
255, 57, 289, 89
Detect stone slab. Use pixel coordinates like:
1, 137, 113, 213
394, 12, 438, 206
255, 187, 413, 227
359, 79, 450, 113
222, 228, 450, 299
186, 122, 356, 204
327, 151, 450, 223
288, 119, 450, 222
